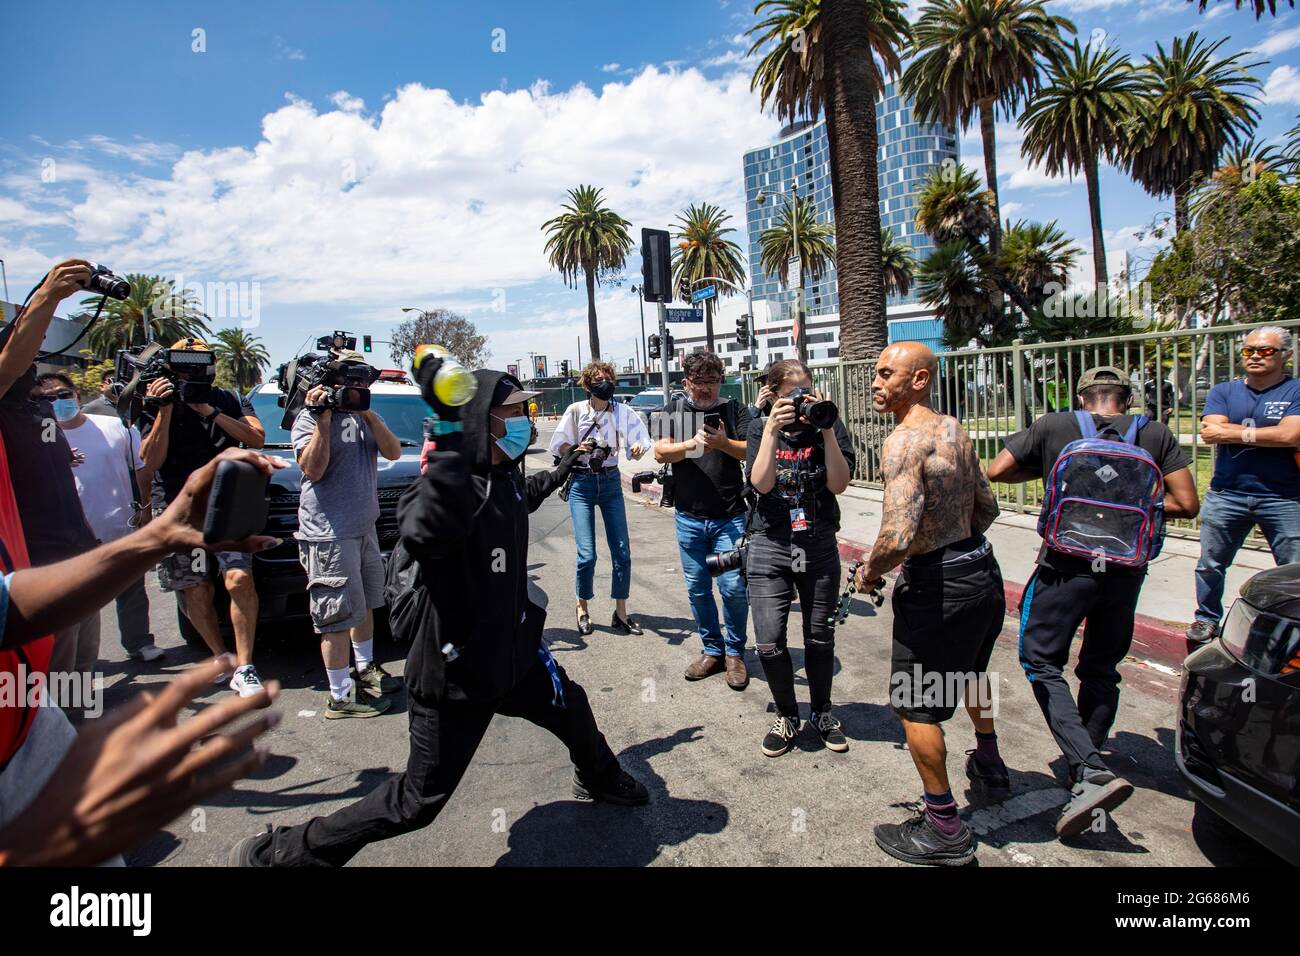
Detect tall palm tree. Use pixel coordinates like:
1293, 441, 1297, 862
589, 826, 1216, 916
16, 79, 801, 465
671, 203, 747, 354
541, 185, 633, 361
759, 194, 837, 361
78, 274, 210, 359
747, 0, 911, 361
902, 0, 1075, 255
998, 219, 1080, 310
212, 328, 271, 394
1190, 0, 1293, 17
1020, 39, 1141, 290
880, 227, 916, 298
1123, 32, 1261, 234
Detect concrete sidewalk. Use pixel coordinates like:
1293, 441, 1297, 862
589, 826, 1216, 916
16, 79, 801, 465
610, 447, 1278, 671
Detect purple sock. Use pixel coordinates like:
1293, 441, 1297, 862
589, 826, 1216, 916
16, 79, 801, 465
975, 730, 1003, 767
923, 790, 960, 836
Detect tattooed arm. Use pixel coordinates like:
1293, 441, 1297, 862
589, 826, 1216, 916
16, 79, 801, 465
972, 467, 1000, 535
862, 429, 926, 582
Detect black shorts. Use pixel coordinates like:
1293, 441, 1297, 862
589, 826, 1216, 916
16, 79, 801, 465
890, 535, 1006, 724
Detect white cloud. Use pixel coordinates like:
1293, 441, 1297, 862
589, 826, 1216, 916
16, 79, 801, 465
703, 49, 749, 69
0, 196, 64, 226
275, 36, 305, 61
1250, 25, 1300, 56
42, 67, 779, 327
960, 122, 1072, 191
600, 63, 621, 73
1264, 65, 1300, 104
329, 91, 365, 113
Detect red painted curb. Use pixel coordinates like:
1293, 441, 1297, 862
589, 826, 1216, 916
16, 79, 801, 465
624, 474, 1191, 671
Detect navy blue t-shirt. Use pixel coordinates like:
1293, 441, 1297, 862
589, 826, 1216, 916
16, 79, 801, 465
1203, 376, 1300, 499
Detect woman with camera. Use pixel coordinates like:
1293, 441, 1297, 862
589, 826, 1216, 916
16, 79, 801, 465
746, 359, 855, 757
549, 361, 650, 636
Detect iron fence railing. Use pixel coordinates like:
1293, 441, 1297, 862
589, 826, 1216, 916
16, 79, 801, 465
741, 320, 1300, 540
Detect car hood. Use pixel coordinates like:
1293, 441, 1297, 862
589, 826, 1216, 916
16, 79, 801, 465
260, 446, 424, 493
1240, 562, 1300, 620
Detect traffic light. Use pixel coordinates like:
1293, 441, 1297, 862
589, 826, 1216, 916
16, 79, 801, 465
559, 359, 569, 377
663, 332, 675, 357
647, 334, 661, 360
736, 314, 750, 348
362, 335, 372, 353
640, 228, 673, 302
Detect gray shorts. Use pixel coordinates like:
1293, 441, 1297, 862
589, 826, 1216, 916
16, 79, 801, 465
156, 548, 252, 592
298, 532, 385, 634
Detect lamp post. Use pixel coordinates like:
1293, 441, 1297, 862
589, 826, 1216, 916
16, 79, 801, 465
630, 283, 649, 377
755, 176, 808, 363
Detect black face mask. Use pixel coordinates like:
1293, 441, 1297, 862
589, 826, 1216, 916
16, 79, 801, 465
588, 381, 615, 401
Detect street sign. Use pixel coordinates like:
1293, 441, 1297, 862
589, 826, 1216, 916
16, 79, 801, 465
786, 257, 801, 289
691, 285, 716, 303
665, 308, 704, 323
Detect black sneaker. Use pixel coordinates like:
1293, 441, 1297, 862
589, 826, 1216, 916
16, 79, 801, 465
874, 807, 976, 866
1185, 620, 1217, 644
572, 768, 650, 805
228, 829, 273, 867
761, 713, 801, 757
965, 750, 1010, 792
811, 706, 848, 752
1057, 771, 1134, 839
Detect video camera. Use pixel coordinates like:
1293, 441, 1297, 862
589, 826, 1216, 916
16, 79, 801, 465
630, 464, 675, 509
275, 331, 379, 429
113, 340, 217, 423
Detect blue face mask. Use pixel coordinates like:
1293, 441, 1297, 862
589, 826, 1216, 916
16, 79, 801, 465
52, 398, 80, 422
492, 414, 532, 460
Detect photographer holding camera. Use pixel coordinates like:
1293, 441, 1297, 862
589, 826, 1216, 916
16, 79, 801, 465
651, 352, 752, 689
139, 338, 268, 696
293, 350, 403, 719
746, 359, 853, 757
549, 360, 650, 636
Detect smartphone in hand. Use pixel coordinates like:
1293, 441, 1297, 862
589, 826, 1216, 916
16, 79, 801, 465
202, 459, 270, 544
703, 412, 723, 431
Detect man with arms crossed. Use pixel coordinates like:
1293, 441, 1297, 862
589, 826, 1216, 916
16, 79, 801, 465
855, 343, 1005, 866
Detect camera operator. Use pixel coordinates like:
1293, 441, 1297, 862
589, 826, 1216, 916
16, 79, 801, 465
230, 366, 648, 866
549, 360, 650, 636
746, 359, 854, 757
746, 364, 775, 421
652, 352, 752, 689
139, 338, 268, 696
293, 351, 403, 719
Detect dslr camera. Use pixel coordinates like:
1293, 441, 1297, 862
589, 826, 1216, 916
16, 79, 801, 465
705, 537, 748, 578
630, 464, 675, 509
588, 439, 613, 469
786, 386, 838, 430
276, 331, 379, 428
114, 340, 217, 420
85, 262, 132, 300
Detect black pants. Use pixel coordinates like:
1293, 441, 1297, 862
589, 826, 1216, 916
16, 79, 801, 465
1018, 565, 1145, 782
747, 532, 841, 718
259, 657, 619, 866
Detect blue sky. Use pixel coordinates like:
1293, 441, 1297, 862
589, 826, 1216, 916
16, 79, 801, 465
3, 0, 1298, 374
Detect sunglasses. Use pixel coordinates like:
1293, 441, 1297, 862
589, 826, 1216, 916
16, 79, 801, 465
1241, 346, 1281, 358
44, 389, 76, 400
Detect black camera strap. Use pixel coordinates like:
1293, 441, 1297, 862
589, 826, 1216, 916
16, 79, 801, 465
557, 404, 606, 501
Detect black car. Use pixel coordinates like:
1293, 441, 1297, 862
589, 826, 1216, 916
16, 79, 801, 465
1177, 562, 1300, 864
174, 379, 427, 643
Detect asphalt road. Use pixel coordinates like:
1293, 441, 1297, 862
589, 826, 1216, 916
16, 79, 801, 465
101, 432, 1284, 867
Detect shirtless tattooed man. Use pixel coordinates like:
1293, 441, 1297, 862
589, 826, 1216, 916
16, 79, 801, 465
854, 343, 1007, 866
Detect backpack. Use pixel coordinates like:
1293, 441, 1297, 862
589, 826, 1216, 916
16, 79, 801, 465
1036, 410, 1166, 568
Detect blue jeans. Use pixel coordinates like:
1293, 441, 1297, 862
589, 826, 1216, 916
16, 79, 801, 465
1194, 489, 1300, 625
674, 512, 749, 657
568, 470, 631, 601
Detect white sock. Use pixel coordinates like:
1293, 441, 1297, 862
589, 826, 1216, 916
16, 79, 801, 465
327, 667, 353, 701
352, 639, 374, 672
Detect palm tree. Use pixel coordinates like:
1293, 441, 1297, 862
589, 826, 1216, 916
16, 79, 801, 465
880, 227, 916, 298
902, 0, 1075, 255
999, 220, 1080, 310
541, 185, 633, 361
916, 241, 1004, 347
1190, 0, 1293, 17
1123, 32, 1261, 234
78, 274, 210, 359
747, 0, 911, 361
212, 328, 271, 394
1020, 39, 1142, 290
759, 194, 837, 361
671, 203, 747, 354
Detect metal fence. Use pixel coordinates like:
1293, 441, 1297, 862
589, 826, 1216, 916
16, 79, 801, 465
742, 319, 1300, 540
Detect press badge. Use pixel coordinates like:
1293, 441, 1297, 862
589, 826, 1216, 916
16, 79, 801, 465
789, 507, 808, 532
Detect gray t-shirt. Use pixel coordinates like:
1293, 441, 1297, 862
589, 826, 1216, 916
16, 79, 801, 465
291, 409, 382, 541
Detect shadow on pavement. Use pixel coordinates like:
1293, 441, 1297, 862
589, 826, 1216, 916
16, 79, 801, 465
494, 726, 727, 866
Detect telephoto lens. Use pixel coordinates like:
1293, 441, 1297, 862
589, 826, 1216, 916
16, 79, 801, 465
788, 387, 838, 430
704, 542, 747, 577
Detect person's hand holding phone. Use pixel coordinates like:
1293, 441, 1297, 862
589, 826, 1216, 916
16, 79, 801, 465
145, 448, 284, 555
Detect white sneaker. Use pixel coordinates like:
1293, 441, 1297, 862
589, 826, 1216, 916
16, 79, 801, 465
131, 645, 165, 662
230, 665, 265, 698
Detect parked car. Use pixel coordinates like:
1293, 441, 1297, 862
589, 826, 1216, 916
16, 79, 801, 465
1177, 562, 1300, 864
174, 377, 427, 644
629, 388, 685, 430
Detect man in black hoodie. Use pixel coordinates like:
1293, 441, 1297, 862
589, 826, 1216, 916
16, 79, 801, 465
231, 367, 648, 866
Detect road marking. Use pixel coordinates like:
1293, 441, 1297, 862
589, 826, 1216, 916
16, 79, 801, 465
967, 787, 1068, 837
298, 710, 317, 718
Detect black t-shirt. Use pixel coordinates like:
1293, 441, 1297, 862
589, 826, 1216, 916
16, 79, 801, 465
139, 388, 253, 505
1003, 411, 1191, 574
746, 417, 855, 541
655, 399, 752, 519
